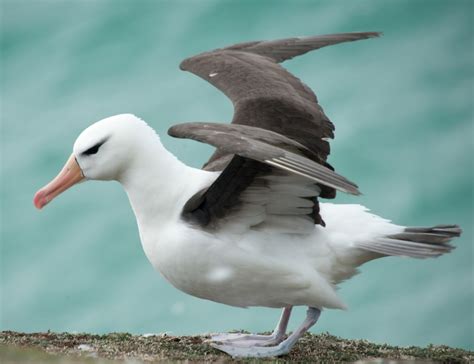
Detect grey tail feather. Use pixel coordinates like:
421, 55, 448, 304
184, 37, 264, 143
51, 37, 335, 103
359, 225, 462, 259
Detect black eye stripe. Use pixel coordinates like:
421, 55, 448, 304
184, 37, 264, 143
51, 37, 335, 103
82, 140, 106, 156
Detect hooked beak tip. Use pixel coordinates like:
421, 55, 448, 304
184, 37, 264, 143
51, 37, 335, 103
33, 154, 84, 210
33, 190, 47, 209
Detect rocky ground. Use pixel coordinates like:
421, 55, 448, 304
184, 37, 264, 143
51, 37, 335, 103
1, 331, 472, 363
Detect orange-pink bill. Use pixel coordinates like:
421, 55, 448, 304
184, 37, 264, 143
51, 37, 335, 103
34, 154, 84, 209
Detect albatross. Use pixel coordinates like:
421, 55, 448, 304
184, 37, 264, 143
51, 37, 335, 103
33, 32, 462, 358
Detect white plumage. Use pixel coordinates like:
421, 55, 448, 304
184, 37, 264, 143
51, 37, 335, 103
107, 116, 399, 310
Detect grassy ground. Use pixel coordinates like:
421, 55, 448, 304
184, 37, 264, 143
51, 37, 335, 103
1, 331, 472, 363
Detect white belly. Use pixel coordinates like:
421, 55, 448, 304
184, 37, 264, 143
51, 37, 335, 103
139, 220, 346, 309
137, 203, 402, 310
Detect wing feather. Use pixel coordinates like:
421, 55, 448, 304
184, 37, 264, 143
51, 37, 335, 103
172, 32, 378, 228
168, 122, 360, 195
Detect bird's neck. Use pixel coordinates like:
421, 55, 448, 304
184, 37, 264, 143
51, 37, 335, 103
117, 138, 200, 228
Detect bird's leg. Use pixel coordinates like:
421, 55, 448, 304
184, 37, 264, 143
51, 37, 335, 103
266, 305, 293, 344
208, 306, 292, 347
210, 306, 321, 358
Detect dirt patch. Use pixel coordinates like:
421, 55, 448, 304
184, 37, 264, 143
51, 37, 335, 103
1, 331, 472, 363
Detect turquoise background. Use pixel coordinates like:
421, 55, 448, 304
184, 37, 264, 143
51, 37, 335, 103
1, 0, 473, 350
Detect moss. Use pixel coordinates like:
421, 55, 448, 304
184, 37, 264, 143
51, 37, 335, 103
1, 331, 472, 363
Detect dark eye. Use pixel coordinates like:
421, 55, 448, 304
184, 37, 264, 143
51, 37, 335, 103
82, 141, 105, 156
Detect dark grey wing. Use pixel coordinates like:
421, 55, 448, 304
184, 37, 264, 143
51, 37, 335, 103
169, 123, 359, 195
180, 32, 379, 171
169, 123, 360, 227
225, 32, 381, 63
176, 32, 378, 227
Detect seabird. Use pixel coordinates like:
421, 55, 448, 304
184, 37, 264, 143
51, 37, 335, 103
33, 32, 462, 358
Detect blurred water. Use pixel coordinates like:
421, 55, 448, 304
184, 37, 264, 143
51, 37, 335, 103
1, 0, 472, 350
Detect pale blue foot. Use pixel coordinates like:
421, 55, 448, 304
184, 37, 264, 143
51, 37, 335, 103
207, 306, 292, 348
208, 332, 282, 347
210, 307, 320, 358
210, 340, 292, 357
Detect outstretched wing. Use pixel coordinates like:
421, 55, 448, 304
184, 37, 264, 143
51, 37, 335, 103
169, 122, 360, 228
172, 32, 379, 229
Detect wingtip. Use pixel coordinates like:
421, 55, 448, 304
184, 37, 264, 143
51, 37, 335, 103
366, 31, 383, 38
346, 185, 362, 196
339, 176, 361, 196
346, 31, 382, 40
178, 59, 188, 71
167, 125, 181, 137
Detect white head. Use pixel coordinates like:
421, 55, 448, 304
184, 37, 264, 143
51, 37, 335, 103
34, 114, 159, 209
73, 114, 159, 180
